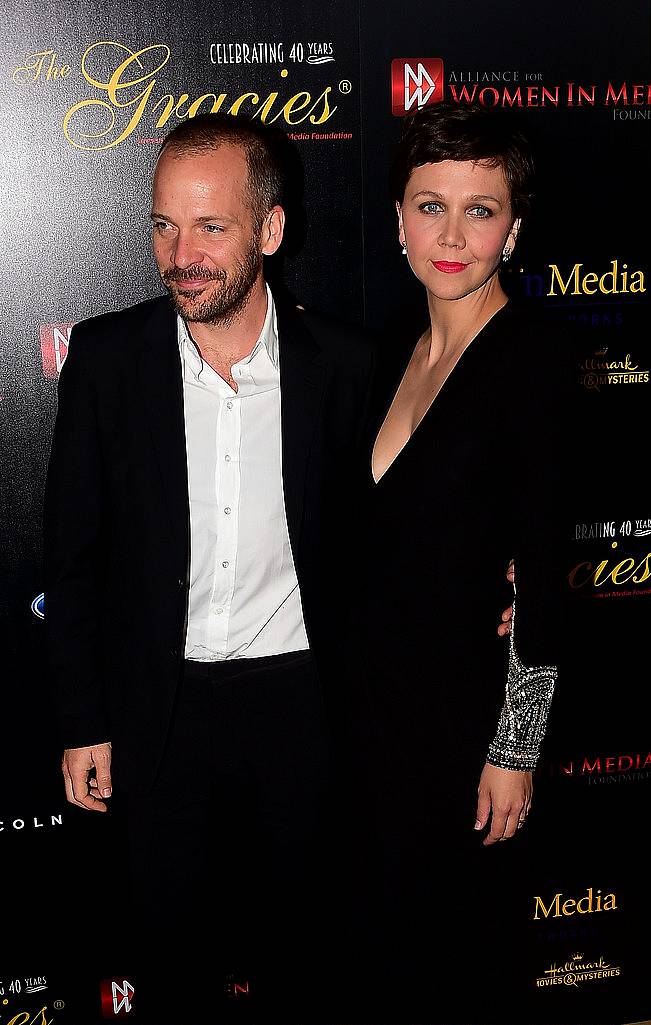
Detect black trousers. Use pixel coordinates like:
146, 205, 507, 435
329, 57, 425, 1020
126, 651, 332, 1023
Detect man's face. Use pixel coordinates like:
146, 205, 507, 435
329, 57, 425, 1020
151, 144, 268, 324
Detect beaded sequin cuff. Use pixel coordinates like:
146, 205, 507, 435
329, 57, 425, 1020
486, 598, 557, 772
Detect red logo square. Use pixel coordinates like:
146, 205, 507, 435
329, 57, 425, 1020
100, 978, 135, 1018
40, 323, 74, 378
391, 58, 444, 115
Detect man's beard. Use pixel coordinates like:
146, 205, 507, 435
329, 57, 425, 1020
163, 242, 262, 326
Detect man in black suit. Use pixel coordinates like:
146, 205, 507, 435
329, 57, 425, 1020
45, 113, 372, 1021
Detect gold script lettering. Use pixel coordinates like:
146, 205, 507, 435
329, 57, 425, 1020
63, 42, 171, 150
60, 42, 339, 150
13, 49, 69, 83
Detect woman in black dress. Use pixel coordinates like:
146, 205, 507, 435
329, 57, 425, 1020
356, 104, 560, 1021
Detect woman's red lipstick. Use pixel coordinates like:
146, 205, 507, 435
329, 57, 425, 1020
431, 260, 469, 273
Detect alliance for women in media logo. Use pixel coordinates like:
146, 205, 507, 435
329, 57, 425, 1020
390, 57, 651, 117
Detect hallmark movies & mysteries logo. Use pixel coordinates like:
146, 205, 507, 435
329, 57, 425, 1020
579, 348, 649, 391
535, 951, 621, 989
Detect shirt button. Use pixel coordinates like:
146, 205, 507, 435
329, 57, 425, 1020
222, 561, 229, 569
226, 400, 233, 410
224, 506, 231, 515
215, 607, 223, 615
225, 454, 231, 462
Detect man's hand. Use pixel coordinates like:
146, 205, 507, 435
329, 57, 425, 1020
497, 558, 515, 637
62, 742, 112, 812
474, 762, 532, 846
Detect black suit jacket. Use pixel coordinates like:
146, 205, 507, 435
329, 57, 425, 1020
44, 291, 374, 793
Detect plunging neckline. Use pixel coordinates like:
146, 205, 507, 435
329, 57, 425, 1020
371, 302, 510, 484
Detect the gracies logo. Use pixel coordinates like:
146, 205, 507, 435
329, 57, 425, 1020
568, 540, 651, 593
391, 58, 444, 116
0, 1005, 59, 1024
13, 42, 339, 151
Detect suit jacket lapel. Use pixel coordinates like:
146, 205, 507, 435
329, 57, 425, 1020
138, 297, 189, 558
276, 296, 327, 556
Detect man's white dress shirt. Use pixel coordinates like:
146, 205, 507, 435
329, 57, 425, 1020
179, 287, 309, 661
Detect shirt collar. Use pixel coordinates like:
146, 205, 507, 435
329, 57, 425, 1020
177, 284, 278, 379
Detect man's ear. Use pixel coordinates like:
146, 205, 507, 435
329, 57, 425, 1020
261, 206, 285, 256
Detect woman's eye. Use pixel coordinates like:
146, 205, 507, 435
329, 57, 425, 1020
469, 206, 492, 219
419, 202, 443, 214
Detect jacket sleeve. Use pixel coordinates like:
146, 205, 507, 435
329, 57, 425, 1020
44, 324, 110, 748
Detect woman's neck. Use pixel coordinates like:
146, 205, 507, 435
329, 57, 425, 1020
424, 277, 508, 366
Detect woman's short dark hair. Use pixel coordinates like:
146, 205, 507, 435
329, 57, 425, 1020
160, 113, 286, 226
391, 102, 535, 219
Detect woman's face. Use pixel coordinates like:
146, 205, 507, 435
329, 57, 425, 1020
398, 158, 520, 301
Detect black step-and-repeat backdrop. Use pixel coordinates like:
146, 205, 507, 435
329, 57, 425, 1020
1, 0, 649, 1022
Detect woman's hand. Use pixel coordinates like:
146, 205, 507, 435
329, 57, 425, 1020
474, 762, 532, 846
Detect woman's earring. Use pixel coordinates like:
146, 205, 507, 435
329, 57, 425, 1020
401, 241, 408, 255
502, 245, 512, 262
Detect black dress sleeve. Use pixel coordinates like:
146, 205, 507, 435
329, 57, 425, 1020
486, 312, 566, 771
